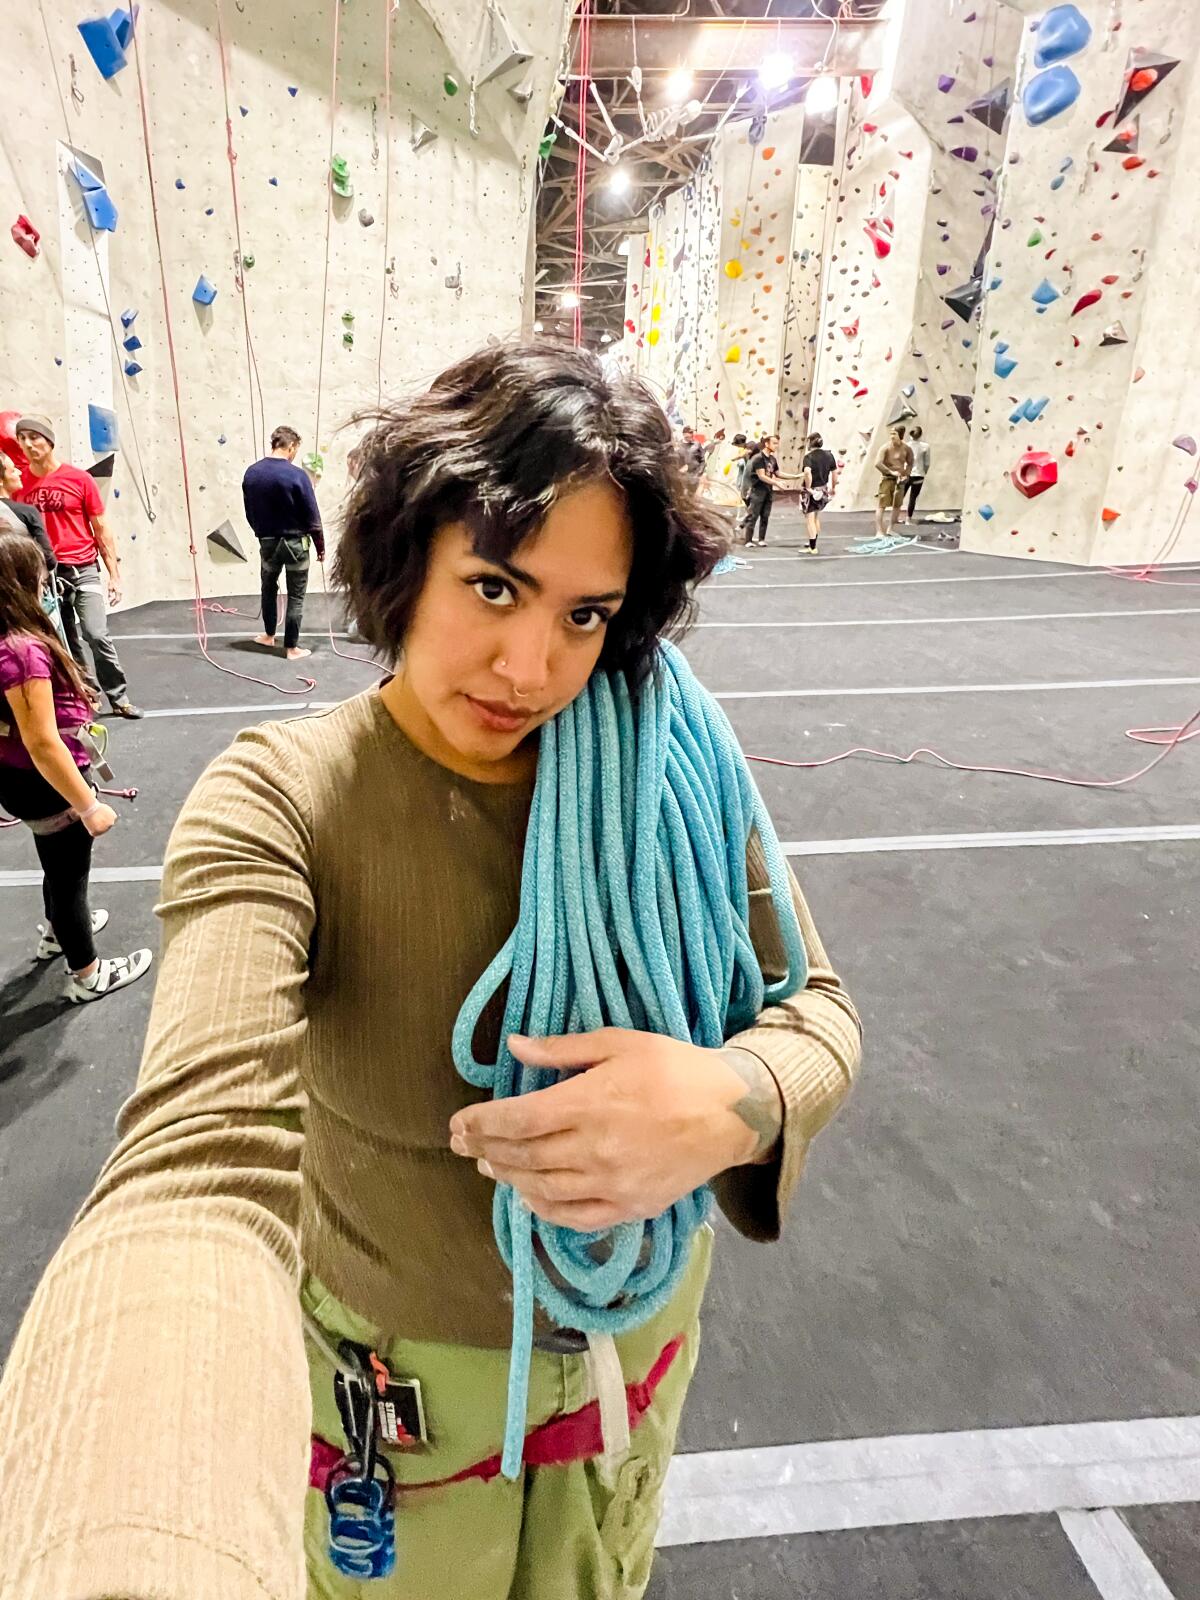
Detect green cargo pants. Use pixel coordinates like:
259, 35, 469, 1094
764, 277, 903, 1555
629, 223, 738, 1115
302, 1224, 713, 1600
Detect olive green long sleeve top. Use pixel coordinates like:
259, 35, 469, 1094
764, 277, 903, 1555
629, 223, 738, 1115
0, 685, 861, 1599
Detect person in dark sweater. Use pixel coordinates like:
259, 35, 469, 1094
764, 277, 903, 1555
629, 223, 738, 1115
241, 426, 326, 660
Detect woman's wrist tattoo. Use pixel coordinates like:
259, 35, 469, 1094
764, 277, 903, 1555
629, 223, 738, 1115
720, 1047, 784, 1164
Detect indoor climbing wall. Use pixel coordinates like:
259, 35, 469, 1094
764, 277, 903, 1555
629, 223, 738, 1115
0, 0, 568, 607
962, 0, 1200, 565
808, 0, 1024, 512
713, 106, 811, 447
776, 160, 833, 478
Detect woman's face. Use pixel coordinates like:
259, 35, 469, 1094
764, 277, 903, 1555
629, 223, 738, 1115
0, 459, 20, 497
389, 478, 634, 782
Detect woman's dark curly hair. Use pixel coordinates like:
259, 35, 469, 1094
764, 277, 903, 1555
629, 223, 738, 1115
333, 341, 731, 682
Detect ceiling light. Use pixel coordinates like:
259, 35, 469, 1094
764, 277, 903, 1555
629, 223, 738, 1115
617, 238, 630, 256
805, 73, 839, 115
560, 289, 580, 309
608, 166, 631, 195
533, 320, 544, 333
600, 331, 613, 344
665, 67, 693, 103
758, 53, 792, 93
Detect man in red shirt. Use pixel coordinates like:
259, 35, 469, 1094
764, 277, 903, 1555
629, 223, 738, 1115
15, 415, 141, 718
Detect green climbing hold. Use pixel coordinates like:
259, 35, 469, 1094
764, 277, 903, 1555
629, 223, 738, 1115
444, 73, 459, 96
342, 331, 354, 348
331, 155, 353, 199
342, 310, 355, 326
241, 252, 254, 270
1027, 229, 1043, 246
303, 451, 324, 475
538, 133, 556, 160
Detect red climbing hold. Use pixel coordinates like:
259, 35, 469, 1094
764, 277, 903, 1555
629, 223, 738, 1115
10, 215, 40, 259
863, 121, 878, 134
1129, 68, 1158, 93
1101, 508, 1121, 524
1101, 274, 1119, 285
1012, 450, 1058, 499
1122, 155, 1146, 170
841, 319, 860, 338
1065, 441, 1076, 457
1071, 290, 1102, 316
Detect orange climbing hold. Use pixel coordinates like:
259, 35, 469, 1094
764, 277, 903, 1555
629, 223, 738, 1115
1101, 507, 1120, 523
761, 146, 776, 160
1122, 155, 1146, 170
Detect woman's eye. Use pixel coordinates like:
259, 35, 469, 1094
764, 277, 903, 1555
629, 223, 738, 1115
571, 608, 609, 635
470, 577, 515, 607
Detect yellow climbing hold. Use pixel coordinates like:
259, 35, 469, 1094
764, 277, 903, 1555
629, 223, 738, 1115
725, 343, 741, 363
647, 327, 661, 345
651, 304, 662, 321
724, 260, 743, 279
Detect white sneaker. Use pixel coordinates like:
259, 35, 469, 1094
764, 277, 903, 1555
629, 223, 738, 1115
64, 948, 153, 1003
36, 909, 110, 960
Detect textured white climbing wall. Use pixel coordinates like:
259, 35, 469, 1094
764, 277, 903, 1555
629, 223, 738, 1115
0, 0, 568, 608
621, 101, 835, 491
963, 0, 1200, 566
776, 160, 833, 477
808, 0, 1023, 512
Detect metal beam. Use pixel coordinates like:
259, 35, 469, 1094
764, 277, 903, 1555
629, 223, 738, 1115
568, 16, 887, 79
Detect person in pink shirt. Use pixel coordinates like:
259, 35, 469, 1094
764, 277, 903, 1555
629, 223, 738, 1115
15, 415, 141, 718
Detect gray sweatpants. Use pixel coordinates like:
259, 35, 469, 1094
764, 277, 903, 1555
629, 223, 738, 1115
56, 561, 130, 708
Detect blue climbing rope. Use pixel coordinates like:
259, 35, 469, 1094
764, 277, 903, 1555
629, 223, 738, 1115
452, 639, 807, 1478
848, 533, 920, 556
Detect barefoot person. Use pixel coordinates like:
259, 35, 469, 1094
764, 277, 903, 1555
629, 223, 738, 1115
873, 424, 913, 536
242, 425, 327, 661
0, 344, 860, 1599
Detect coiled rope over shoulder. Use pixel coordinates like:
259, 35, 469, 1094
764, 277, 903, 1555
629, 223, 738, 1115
452, 640, 807, 1478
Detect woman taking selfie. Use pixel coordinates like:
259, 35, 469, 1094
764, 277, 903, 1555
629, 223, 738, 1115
0, 524, 151, 1001
0, 343, 860, 1599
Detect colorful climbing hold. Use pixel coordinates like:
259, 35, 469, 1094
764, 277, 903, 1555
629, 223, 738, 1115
288, 86, 298, 97
77, 7, 135, 79
10, 215, 40, 259
1033, 5, 1092, 69
175, 178, 186, 190
1101, 508, 1120, 524
444, 73, 460, 96
723, 260, 743, 279
995, 350, 1019, 379
192, 274, 217, 306
1071, 289, 1102, 316
330, 155, 353, 199
1031, 278, 1060, 308
1173, 436, 1198, 456
1012, 450, 1058, 498
1023, 65, 1082, 126
724, 344, 741, 363
1027, 229, 1044, 246
937, 75, 956, 93
979, 504, 995, 520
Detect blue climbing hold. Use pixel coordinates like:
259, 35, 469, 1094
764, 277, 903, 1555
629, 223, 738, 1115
122, 334, 141, 351
995, 350, 1018, 378
287, 85, 298, 97
192, 274, 218, 306
175, 178, 185, 190
269, 177, 279, 187
70, 158, 118, 232
1023, 396, 1050, 421
1009, 404, 1027, 425
1023, 64, 1082, 126
88, 404, 118, 453
995, 341, 1009, 354
1050, 175, 1065, 190
124, 360, 142, 377
120, 306, 137, 328
990, 276, 1003, 290
239, 105, 249, 116
1032, 277, 1060, 306
54, 357, 63, 367
205, 207, 214, 216
979, 504, 995, 520
76, 8, 136, 79
1033, 4, 1092, 69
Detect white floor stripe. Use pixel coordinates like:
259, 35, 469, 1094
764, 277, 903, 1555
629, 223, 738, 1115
4, 824, 1195, 891
138, 701, 313, 719
782, 825, 1200, 857
694, 607, 1200, 630
710, 566, 1200, 592
717, 676, 1200, 700
657, 1415, 1200, 1548
110, 631, 355, 641
1058, 1510, 1177, 1600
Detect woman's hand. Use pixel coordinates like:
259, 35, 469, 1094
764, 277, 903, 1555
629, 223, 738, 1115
448, 1029, 782, 1232
80, 802, 118, 837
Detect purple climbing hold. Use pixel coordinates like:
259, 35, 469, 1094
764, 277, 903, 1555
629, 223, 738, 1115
269, 177, 279, 186
239, 105, 249, 116
1187, 479, 1199, 496
205, 207, 214, 215
938, 75, 956, 93
964, 10, 977, 21
1173, 435, 1198, 456
941, 319, 956, 331
937, 263, 951, 275
1033, 5, 1092, 69
175, 178, 186, 190
1024, 64, 1082, 126
950, 146, 979, 163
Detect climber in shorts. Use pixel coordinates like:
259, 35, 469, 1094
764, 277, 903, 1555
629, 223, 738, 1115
874, 424, 913, 536
0, 341, 861, 1600
799, 433, 840, 554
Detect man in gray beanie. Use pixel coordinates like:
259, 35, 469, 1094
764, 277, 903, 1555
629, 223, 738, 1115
15, 415, 141, 718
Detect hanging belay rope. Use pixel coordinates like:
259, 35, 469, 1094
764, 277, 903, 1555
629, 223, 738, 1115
452, 639, 807, 1478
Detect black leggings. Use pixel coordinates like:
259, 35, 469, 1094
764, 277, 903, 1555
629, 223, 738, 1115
0, 763, 97, 970
905, 476, 925, 517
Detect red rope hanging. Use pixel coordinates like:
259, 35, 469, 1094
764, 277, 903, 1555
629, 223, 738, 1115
572, 0, 593, 345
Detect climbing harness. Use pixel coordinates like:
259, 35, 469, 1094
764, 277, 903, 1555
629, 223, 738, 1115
452, 639, 807, 1480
